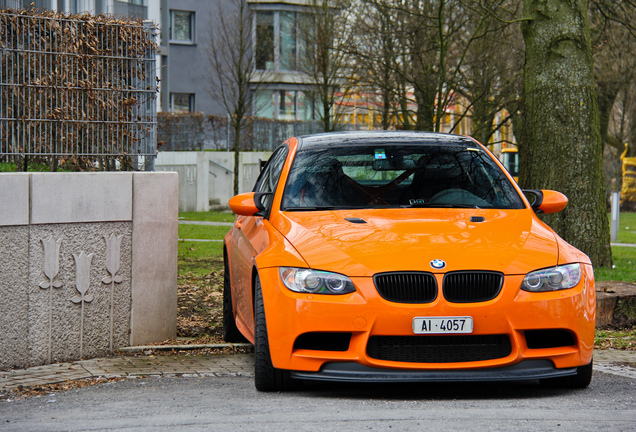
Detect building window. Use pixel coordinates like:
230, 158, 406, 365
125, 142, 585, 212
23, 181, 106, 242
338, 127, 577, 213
255, 90, 275, 118
255, 12, 274, 70
171, 93, 195, 113
255, 10, 304, 72
255, 90, 314, 121
279, 90, 296, 120
170, 10, 195, 44
279, 11, 297, 71
297, 91, 315, 121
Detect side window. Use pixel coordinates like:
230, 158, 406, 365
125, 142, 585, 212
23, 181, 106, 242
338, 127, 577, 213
253, 147, 289, 210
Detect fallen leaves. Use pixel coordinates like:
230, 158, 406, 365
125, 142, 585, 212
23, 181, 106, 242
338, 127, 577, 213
3, 377, 126, 401
595, 327, 636, 351
176, 259, 225, 343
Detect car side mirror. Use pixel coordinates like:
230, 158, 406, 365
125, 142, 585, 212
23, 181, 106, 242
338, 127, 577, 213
228, 192, 270, 217
523, 189, 568, 214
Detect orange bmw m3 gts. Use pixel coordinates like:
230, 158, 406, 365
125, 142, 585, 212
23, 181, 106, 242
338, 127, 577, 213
223, 131, 595, 392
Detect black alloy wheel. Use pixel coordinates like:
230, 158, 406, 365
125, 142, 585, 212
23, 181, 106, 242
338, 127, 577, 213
253, 274, 297, 392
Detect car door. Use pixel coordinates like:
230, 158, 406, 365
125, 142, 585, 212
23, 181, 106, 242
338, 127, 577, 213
231, 147, 289, 334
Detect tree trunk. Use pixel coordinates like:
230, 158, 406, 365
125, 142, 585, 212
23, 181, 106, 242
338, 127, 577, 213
414, 70, 436, 131
596, 79, 620, 152
234, 121, 241, 196
323, 99, 331, 132
521, 0, 612, 268
471, 98, 495, 147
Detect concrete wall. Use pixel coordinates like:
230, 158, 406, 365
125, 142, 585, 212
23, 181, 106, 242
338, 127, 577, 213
155, 151, 272, 211
0, 172, 178, 370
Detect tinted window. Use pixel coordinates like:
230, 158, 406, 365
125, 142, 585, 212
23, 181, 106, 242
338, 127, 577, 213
254, 146, 289, 210
281, 145, 525, 210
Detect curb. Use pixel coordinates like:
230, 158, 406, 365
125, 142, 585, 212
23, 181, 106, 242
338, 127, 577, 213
118, 343, 253, 352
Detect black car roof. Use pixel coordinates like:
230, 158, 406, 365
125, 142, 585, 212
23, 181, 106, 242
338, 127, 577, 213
296, 131, 480, 150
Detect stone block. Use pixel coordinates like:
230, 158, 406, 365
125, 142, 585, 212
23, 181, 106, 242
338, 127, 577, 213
30, 172, 132, 224
130, 172, 178, 345
0, 173, 29, 226
0, 226, 29, 370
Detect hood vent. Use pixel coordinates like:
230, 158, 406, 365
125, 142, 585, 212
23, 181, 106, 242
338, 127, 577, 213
345, 218, 367, 224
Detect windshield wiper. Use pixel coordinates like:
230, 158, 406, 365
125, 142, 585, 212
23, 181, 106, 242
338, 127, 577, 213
404, 203, 481, 209
282, 206, 338, 211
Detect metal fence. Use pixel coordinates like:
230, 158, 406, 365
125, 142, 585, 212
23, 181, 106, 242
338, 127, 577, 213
157, 113, 359, 152
113, 0, 147, 19
0, 11, 157, 169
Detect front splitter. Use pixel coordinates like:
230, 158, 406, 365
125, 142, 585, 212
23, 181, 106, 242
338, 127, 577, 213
289, 360, 576, 383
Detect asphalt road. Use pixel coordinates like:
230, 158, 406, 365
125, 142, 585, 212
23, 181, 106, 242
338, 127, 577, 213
1, 372, 635, 432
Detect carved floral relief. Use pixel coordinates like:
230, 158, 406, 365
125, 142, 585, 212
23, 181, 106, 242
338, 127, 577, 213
39, 236, 63, 364
71, 252, 94, 359
36, 230, 128, 364
103, 234, 123, 353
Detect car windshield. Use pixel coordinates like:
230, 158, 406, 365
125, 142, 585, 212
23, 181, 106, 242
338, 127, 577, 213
281, 144, 526, 210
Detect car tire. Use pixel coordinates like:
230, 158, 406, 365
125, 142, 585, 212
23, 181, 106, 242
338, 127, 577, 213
254, 274, 297, 392
541, 360, 593, 389
222, 254, 247, 343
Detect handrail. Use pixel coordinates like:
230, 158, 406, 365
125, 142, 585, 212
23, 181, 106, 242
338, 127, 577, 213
209, 160, 234, 175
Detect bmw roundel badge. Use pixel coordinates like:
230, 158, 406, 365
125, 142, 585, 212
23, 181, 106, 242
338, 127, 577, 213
430, 259, 446, 270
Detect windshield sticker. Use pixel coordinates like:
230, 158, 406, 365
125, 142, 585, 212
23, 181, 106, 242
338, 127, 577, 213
375, 149, 387, 160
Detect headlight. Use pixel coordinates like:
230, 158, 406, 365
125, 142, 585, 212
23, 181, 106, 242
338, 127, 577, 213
279, 267, 355, 294
521, 264, 582, 292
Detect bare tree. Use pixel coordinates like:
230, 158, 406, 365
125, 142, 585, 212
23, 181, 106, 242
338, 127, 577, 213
353, 0, 402, 129
207, 0, 258, 195
458, 0, 524, 146
300, 0, 356, 132
356, 0, 512, 133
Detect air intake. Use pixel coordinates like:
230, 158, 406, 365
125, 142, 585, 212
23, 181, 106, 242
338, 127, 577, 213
367, 334, 512, 363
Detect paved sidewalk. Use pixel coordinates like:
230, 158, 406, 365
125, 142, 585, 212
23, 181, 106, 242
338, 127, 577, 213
1, 350, 635, 394
0, 354, 254, 394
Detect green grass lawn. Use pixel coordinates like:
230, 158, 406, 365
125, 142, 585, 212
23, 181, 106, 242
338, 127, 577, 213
179, 211, 235, 223
595, 327, 636, 350
614, 212, 636, 244
177, 213, 230, 275
178, 224, 230, 240
177, 212, 229, 276
597, 212, 636, 283
178, 241, 224, 275
595, 246, 636, 283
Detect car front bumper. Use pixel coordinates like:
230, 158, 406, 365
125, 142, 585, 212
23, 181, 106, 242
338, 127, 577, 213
258, 264, 595, 376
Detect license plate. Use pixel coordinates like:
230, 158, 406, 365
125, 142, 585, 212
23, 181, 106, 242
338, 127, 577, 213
412, 316, 473, 334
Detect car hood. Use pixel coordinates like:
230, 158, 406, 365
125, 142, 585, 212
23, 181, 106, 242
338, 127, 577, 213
275, 209, 559, 276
